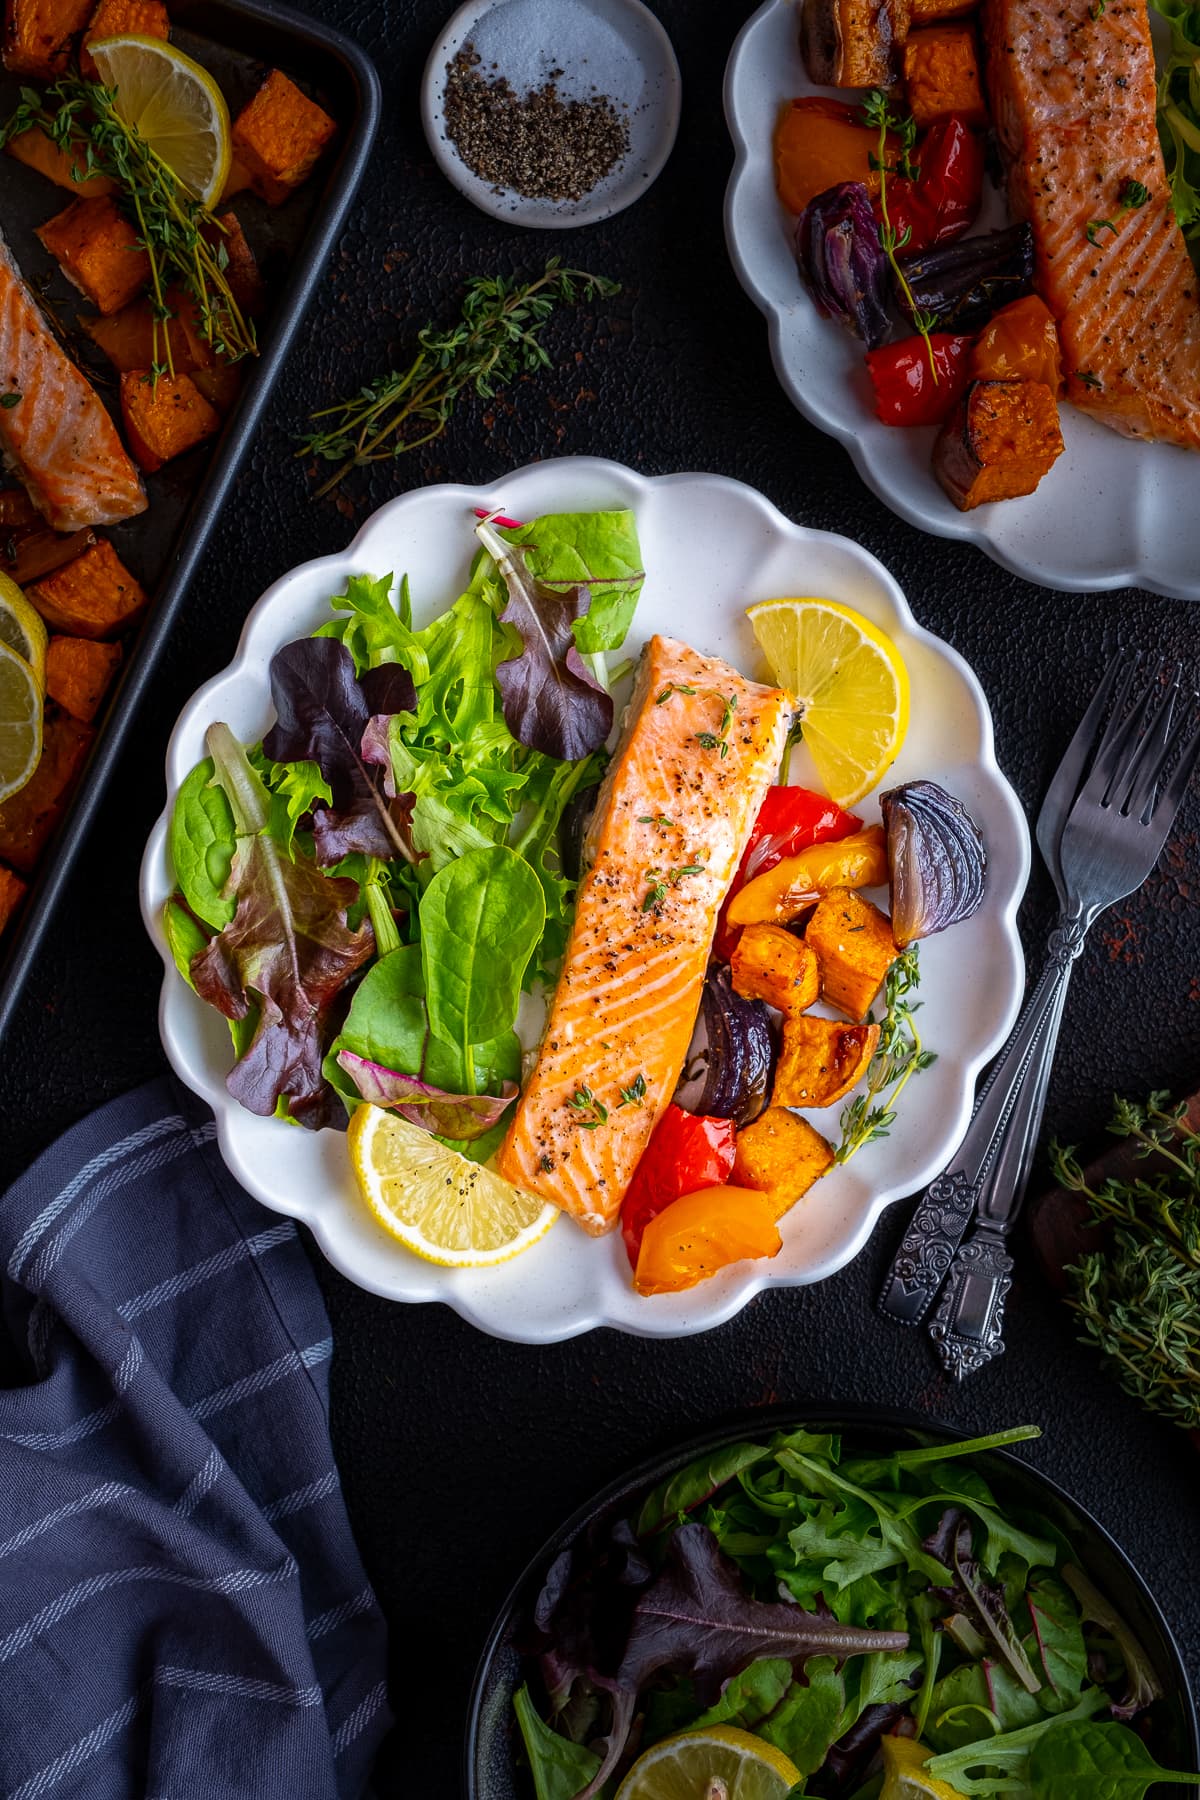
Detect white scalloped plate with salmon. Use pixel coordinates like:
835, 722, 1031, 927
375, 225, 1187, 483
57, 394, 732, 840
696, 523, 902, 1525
725, 0, 1200, 601
140, 458, 1029, 1343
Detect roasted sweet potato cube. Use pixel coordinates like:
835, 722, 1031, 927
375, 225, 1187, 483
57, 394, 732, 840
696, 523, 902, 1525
29, 539, 146, 639
901, 24, 987, 127
6, 125, 114, 195
731, 924, 820, 1015
3, 0, 92, 76
773, 1014, 879, 1109
802, 0, 911, 88
805, 888, 899, 1021
232, 69, 337, 204
208, 211, 266, 315
45, 635, 122, 722
934, 380, 1065, 510
79, 0, 167, 76
733, 1106, 835, 1220
36, 195, 150, 315
120, 370, 220, 473
0, 863, 26, 937
0, 708, 92, 873
81, 288, 214, 375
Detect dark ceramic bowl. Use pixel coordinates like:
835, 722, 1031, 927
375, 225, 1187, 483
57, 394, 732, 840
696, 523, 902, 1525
465, 1405, 1199, 1798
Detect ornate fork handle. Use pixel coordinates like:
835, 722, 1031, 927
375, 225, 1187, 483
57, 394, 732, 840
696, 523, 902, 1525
878, 912, 1090, 1329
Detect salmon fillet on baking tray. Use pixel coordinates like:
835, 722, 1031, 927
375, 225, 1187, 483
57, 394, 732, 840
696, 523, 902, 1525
0, 227, 146, 531
497, 633, 792, 1236
983, 0, 1200, 446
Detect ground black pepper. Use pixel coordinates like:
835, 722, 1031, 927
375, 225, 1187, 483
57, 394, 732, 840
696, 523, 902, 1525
443, 44, 630, 202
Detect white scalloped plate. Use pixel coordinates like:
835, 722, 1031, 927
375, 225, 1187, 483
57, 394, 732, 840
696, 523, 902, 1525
724, 0, 1200, 601
140, 458, 1029, 1343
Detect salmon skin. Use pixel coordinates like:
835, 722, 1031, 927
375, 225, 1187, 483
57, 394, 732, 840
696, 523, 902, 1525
0, 228, 147, 531
983, 0, 1200, 447
497, 634, 792, 1237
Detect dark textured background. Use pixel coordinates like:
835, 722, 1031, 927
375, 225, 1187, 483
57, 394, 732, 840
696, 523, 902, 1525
2, 0, 1198, 1789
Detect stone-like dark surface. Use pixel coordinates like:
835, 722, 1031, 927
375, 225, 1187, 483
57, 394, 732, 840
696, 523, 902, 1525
2, 0, 1198, 1790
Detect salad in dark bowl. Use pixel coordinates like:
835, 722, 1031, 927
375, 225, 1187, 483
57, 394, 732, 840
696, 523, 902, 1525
466, 1409, 1198, 1799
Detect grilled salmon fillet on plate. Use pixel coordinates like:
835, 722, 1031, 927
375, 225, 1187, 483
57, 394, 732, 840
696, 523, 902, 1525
0, 228, 146, 531
498, 635, 792, 1236
983, 0, 1200, 446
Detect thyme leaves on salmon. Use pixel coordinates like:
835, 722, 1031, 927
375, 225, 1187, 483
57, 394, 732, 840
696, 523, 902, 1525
617, 1075, 648, 1108
296, 262, 619, 496
836, 945, 935, 1162
568, 1085, 609, 1129
0, 77, 256, 374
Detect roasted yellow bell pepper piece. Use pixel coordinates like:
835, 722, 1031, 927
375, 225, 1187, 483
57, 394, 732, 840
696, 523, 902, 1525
725, 825, 887, 928
634, 1185, 782, 1295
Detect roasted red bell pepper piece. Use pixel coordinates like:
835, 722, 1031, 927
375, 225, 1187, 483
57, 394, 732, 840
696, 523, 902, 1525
620, 1104, 737, 1267
882, 117, 984, 257
865, 333, 973, 427
715, 785, 860, 962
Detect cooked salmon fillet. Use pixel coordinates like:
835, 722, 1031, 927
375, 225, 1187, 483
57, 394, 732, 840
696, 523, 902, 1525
983, 0, 1200, 446
497, 635, 792, 1236
0, 229, 147, 531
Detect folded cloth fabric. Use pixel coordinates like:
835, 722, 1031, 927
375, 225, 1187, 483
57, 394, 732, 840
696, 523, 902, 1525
0, 1075, 391, 1800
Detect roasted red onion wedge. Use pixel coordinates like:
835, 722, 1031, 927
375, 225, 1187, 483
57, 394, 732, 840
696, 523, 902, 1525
880, 779, 987, 946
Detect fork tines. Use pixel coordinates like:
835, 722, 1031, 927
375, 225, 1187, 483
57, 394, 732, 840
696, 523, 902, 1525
1080, 652, 1200, 825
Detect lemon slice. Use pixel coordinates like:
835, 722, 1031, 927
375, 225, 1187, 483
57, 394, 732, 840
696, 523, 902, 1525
347, 1104, 557, 1268
881, 1736, 965, 1800
616, 1726, 801, 1800
88, 35, 231, 206
0, 574, 46, 688
0, 639, 43, 804
748, 596, 910, 807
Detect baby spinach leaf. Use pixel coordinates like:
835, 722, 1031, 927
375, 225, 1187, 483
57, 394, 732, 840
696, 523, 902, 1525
759, 1657, 845, 1776
335, 1050, 516, 1139
635, 1441, 770, 1538
169, 756, 236, 930
163, 896, 209, 989
191, 724, 375, 1121
419, 846, 545, 1065
512, 1684, 601, 1800
925, 1686, 1108, 1794
476, 516, 613, 762
1027, 1720, 1200, 1797
1062, 1563, 1163, 1721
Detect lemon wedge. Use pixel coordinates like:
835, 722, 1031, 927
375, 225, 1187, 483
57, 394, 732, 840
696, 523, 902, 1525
347, 1104, 557, 1268
615, 1725, 801, 1800
0, 574, 47, 688
88, 35, 232, 206
748, 596, 910, 807
0, 639, 43, 804
881, 1735, 965, 1800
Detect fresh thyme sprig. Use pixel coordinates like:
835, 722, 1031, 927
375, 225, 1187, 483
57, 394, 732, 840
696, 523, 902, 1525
1050, 1092, 1200, 1432
0, 77, 256, 376
863, 90, 938, 380
567, 1085, 608, 1130
297, 261, 619, 497
836, 946, 936, 1162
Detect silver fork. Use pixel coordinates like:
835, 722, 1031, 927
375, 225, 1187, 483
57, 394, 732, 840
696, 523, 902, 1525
877, 651, 1200, 1378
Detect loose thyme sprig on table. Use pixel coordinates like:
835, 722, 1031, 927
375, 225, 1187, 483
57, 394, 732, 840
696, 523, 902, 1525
0, 77, 256, 375
836, 946, 936, 1162
297, 261, 619, 496
863, 89, 939, 380
1051, 1092, 1200, 1433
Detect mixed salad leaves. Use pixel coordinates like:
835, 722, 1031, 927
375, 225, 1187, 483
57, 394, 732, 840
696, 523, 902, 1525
164, 508, 644, 1139
514, 1424, 1196, 1798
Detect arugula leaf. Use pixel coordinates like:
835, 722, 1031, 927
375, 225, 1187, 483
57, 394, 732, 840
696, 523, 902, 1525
169, 757, 236, 930
1027, 1720, 1200, 1796
512, 1684, 602, 1800
190, 724, 375, 1122
759, 1657, 845, 1775
635, 1441, 771, 1538
925, 1687, 1109, 1794
335, 1049, 516, 1139
773, 1447, 953, 1587
476, 516, 613, 762
419, 846, 544, 1078
263, 638, 416, 863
